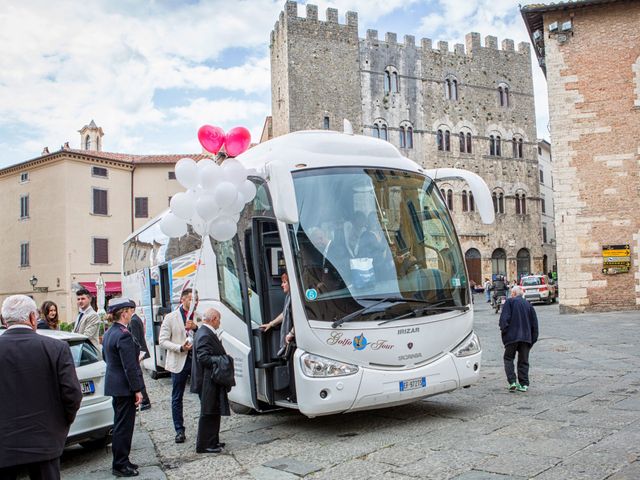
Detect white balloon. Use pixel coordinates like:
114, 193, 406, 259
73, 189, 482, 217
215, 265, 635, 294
221, 159, 247, 187
195, 193, 220, 221
240, 179, 257, 203
230, 191, 245, 213
170, 191, 195, 220
200, 163, 222, 190
190, 214, 208, 236
197, 158, 215, 174
209, 216, 237, 242
160, 213, 188, 238
175, 158, 199, 189
214, 181, 238, 209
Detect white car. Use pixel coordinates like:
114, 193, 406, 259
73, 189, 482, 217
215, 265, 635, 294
520, 275, 557, 304
0, 329, 113, 448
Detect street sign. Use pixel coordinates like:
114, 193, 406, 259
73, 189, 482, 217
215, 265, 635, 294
602, 244, 631, 275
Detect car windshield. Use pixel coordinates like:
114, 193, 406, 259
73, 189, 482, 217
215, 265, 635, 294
289, 167, 469, 322
68, 340, 101, 367
522, 277, 542, 286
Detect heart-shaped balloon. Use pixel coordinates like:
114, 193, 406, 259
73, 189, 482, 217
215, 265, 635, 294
198, 125, 225, 154
224, 126, 251, 157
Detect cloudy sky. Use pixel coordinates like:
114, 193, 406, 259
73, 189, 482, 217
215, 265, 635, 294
0, 0, 548, 168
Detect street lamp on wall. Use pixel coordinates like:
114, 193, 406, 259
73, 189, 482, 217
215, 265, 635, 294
29, 275, 49, 293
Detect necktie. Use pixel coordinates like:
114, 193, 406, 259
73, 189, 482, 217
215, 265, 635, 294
74, 312, 84, 333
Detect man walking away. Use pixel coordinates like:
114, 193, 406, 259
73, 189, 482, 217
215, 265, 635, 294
191, 308, 234, 453
159, 288, 200, 443
0, 295, 82, 480
499, 286, 539, 392
75, 288, 101, 349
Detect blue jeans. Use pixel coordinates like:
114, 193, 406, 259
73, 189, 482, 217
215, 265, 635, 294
171, 354, 192, 433
485, 289, 491, 302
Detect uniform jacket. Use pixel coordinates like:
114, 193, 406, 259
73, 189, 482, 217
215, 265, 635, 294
159, 307, 201, 374
75, 307, 101, 349
0, 328, 82, 468
129, 313, 150, 360
499, 296, 539, 346
191, 325, 231, 416
103, 322, 145, 396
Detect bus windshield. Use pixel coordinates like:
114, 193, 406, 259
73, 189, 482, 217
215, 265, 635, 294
289, 167, 469, 323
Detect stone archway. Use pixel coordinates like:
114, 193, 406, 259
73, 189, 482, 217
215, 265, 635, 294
465, 248, 482, 285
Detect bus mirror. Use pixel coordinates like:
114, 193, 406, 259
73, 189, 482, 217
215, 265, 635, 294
267, 161, 299, 224
424, 168, 495, 225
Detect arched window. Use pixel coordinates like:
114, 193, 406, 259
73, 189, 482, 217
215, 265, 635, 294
372, 125, 380, 138
493, 190, 504, 214
399, 127, 406, 148
492, 249, 507, 277
518, 138, 523, 158
462, 191, 468, 212
466, 132, 472, 154
444, 130, 451, 151
515, 192, 527, 215
517, 248, 531, 279
381, 124, 388, 141
437, 130, 444, 151
492, 191, 497, 213
512, 136, 524, 158
452, 79, 458, 100
469, 191, 475, 211
459, 130, 472, 153
384, 71, 391, 93
498, 83, 510, 107
445, 76, 459, 100
495, 136, 501, 156
440, 188, 446, 199
391, 72, 399, 93
85, 135, 91, 150
515, 193, 521, 214
489, 135, 496, 156
447, 189, 453, 210
406, 127, 413, 149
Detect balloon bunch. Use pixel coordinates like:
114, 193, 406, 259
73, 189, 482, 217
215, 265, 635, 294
159, 125, 256, 242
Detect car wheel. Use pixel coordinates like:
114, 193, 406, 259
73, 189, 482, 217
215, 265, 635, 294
230, 402, 256, 415
546, 296, 552, 305
80, 435, 111, 450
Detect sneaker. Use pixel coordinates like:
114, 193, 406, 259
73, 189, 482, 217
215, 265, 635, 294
516, 384, 528, 392
508, 382, 519, 392
175, 432, 186, 444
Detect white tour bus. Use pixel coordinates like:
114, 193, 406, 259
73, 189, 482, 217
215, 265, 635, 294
122, 129, 494, 417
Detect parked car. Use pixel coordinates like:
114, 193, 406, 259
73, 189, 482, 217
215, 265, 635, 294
520, 275, 557, 304
0, 329, 113, 448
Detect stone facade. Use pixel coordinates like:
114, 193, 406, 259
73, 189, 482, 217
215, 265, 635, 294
271, 1, 544, 285
538, 139, 557, 275
522, 1, 640, 312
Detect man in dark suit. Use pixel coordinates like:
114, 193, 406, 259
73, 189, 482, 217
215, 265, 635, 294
128, 312, 151, 410
499, 286, 539, 392
0, 295, 83, 480
191, 308, 233, 454
103, 298, 145, 477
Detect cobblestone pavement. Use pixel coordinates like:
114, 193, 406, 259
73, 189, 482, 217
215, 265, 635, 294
61, 297, 640, 479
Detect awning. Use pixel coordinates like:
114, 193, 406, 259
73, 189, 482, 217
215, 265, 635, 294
79, 281, 122, 295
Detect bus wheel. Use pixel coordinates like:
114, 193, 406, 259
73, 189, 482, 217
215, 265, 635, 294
230, 402, 256, 415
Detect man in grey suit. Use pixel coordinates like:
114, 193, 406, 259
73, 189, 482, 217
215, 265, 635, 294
0, 295, 83, 479
75, 288, 101, 349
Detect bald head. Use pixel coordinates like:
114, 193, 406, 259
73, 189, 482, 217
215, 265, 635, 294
203, 308, 221, 329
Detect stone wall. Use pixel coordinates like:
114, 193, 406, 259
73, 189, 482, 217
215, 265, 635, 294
542, 3, 640, 312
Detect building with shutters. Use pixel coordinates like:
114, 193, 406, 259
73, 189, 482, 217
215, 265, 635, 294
268, 1, 546, 287
0, 121, 207, 322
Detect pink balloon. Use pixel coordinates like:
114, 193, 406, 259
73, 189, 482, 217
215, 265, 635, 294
198, 125, 225, 154
224, 127, 251, 157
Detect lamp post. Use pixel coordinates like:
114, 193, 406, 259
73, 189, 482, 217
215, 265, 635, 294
29, 275, 49, 293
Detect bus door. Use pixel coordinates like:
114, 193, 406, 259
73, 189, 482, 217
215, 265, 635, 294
149, 264, 172, 378
248, 218, 288, 405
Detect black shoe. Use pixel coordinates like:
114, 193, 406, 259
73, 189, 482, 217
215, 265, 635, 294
139, 402, 151, 411
128, 462, 139, 470
216, 442, 226, 448
196, 446, 222, 453
112, 466, 139, 477
175, 432, 186, 444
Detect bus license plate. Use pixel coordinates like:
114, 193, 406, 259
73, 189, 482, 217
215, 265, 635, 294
81, 380, 95, 395
399, 376, 426, 392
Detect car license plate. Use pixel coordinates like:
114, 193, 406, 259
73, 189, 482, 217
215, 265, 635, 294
399, 376, 426, 392
81, 380, 95, 395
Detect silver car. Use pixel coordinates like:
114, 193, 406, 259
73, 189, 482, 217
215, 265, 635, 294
0, 329, 113, 448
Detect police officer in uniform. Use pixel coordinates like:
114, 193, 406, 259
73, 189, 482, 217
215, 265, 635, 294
103, 298, 145, 477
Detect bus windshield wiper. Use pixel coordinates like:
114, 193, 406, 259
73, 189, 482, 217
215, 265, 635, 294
378, 303, 469, 325
331, 297, 432, 328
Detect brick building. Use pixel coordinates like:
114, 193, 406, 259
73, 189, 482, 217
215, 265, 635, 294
522, 0, 640, 312
270, 1, 546, 285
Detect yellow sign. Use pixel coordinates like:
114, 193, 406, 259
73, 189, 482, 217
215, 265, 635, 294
603, 249, 630, 257
602, 244, 631, 275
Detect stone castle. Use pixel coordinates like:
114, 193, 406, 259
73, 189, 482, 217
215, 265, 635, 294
270, 1, 547, 283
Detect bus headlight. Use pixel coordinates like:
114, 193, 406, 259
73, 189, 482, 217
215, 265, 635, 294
452, 332, 481, 358
300, 353, 359, 378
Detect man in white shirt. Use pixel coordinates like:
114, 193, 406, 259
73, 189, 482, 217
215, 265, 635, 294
75, 288, 101, 349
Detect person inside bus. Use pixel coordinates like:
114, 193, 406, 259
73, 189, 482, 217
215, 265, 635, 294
259, 272, 296, 402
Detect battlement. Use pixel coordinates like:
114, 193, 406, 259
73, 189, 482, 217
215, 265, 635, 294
273, 1, 358, 35
362, 27, 529, 57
